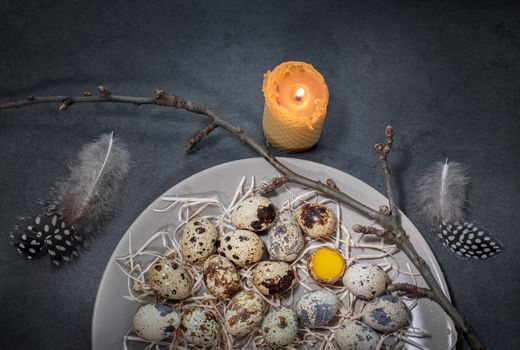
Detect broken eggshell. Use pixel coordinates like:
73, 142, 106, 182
295, 289, 339, 327
203, 255, 241, 299
181, 307, 220, 347
180, 217, 218, 264
262, 306, 299, 348
133, 303, 181, 341
295, 203, 336, 239
218, 229, 265, 267
225, 290, 267, 337
252, 261, 295, 295
335, 319, 380, 350
267, 211, 305, 262
230, 195, 277, 231
362, 295, 409, 332
147, 258, 193, 300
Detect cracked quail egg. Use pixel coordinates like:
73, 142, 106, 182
181, 307, 220, 347
218, 229, 265, 267
230, 195, 277, 231
133, 303, 181, 341
307, 246, 346, 284
335, 319, 380, 350
343, 263, 389, 300
295, 289, 338, 327
203, 255, 241, 299
147, 258, 193, 300
295, 203, 336, 238
267, 211, 305, 262
181, 217, 218, 264
362, 295, 409, 332
252, 261, 295, 295
262, 306, 298, 348
225, 290, 267, 337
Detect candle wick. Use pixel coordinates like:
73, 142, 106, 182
294, 87, 305, 102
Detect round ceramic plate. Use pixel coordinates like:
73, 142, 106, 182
92, 157, 456, 349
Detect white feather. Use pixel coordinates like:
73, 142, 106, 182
416, 159, 470, 225
54, 132, 129, 235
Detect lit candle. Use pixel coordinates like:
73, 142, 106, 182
262, 61, 329, 152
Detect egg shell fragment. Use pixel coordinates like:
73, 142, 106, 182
133, 304, 181, 341
267, 211, 305, 262
295, 203, 337, 238
343, 263, 389, 300
218, 229, 265, 267
335, 319, 380, 350
181, 217, 218, 264
147, 258, 193, 300
203, 255, 241, 299
225, 291, 267, 337
262, 306, 298, 348
230, 195, 277, 231
295, 289, 339, 327
181, 307, 220, 347
252, 261, 295, 295
362, 295, 409, 332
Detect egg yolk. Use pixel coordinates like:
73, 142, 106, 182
309, 247, 345, 282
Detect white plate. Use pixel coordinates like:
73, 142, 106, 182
92, 157, 456, 349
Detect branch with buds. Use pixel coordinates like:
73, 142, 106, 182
0, 87, 484, 349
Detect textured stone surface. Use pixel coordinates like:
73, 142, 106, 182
0, 1, 519, 349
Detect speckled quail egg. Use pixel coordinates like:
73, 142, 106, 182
218, 229, 265, 267
230, 195, 277, 231
295, 289, 339, 327
335, 319, 380, 350
133, 304, 181, 341
267, 211, 305, 262
147, 258, 193, 300
252, 261, 295, 295
203, 255, 241, 299
362, 295, 409, 332
225, 291, 267, 337
343, 263, 389, 300
262, 306, 298, 348
181, 217, 218, 264
295, 203, 336, 238
181, 307, 220, 347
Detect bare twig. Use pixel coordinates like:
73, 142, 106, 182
0, 88, 484, 349
352, 224, 395, 242
185, 122, 218, 152
255, 176, 289, 196
388, 283, 436, 300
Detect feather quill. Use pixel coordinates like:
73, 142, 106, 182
416, 159, 502, 259
10, 132, 129, 265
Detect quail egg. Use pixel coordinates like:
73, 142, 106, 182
362, 295, 409, 332
343, 263, 389, 300
262, 306, 298, 348
295, 203, 336, 238
267, 211, 305, 262
147, 258, 193, 300
203, 255, 241, 299
307, 247, 346, 284
218, 229, 265, 267
181, 307, 220, 347
252, 261, 295, 295
230, 195, 277, 231
181, 217, 218, 264
335, 319, 379, 350
295, 289, 338, 327
225, 291, 267, 337
133, 303, 181, 341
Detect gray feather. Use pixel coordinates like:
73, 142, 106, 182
54, 132, 129, 236
416, 159, 470, 226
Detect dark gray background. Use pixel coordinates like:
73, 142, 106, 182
1, 1, 519, 349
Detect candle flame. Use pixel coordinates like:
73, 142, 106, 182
294, 87, 305, 102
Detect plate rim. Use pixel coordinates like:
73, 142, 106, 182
92, 156, 455, 349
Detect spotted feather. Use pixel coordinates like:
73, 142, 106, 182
438, 221, 503, 259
